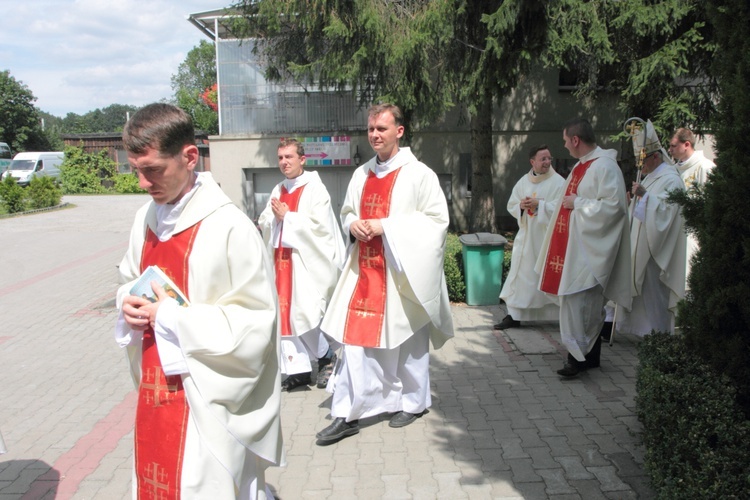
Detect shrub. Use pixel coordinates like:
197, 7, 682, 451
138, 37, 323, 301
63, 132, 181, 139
113, 172, 145, 194
26, 176, 62, 209
0, 175, 26, 213
59, 146, 116, 194
444, 233, 466, 303
636, 332, 750, 498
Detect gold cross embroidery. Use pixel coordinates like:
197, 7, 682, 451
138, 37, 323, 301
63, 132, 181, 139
360, 246, 381, 268
548, 256, 565, 274
568, 176, 582, 193
555, 217, 568, 233
364, 194, 383, 217
277, 251, 291, 271
144, 462, 170, 498
278, 296, 289, 314
141, 367, 178, 408
355, 298, 378, 319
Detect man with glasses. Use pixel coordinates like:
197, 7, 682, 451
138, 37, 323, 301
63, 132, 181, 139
496, 145, 565, 330
618, 121, 686, 336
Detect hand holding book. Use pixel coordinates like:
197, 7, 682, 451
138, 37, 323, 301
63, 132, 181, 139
121, 266, 189, 331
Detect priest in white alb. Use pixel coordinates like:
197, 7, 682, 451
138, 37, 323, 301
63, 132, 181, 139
536, 118, 631, 378
668, 127, 715, 286
316, 103, 454, 443
497, 144, 565, 330
258, 138, 345, 391
115, 104, 282, 499
618, 120, 686, 336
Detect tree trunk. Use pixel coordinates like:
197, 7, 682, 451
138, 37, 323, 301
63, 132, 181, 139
469, 92, 497, 233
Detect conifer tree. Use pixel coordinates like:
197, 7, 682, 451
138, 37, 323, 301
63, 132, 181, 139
673, 0, 750, 412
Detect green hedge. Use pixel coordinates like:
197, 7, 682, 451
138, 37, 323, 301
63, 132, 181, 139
636, 332, 750, 498
0, 175, 63, 214
444, 233, 466, 302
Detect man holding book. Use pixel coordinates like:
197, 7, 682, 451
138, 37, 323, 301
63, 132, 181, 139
115, 103, 282, 499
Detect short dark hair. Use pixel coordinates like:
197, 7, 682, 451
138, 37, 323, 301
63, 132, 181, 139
563, 118, 596, 145
673, 127, 696, 148
529, 144, 550, 160
368, 103, 404, 127
123, 103, 195, 157
278, 138, 305, 157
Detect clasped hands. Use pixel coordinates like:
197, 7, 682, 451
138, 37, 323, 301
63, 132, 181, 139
520, 197, 539, 211
270, 197, 290, 221
350, 219, 384, 242
122, 281, 169, 331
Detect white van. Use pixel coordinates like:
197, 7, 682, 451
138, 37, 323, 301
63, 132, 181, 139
4, 152, 64, 186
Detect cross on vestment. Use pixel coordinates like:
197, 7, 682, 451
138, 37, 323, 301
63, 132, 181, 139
144, 462, 170, 498
278, 296, 290, 314
363, 194, 384, 217
549, 255, 565, 274
354, 298, 378, 318
277, 251, 291, 270
141, 367, 178, 408
555, 217, 568, 233
360, 246, 380, 268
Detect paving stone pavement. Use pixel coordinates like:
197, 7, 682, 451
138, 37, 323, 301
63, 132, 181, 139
0, 195, 655, 499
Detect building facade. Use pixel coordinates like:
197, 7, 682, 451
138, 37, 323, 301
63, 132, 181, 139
188, 9, 644, 231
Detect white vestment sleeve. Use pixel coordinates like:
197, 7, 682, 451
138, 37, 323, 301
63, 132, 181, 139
634, 192, 649, 222
153, 298, 189, 376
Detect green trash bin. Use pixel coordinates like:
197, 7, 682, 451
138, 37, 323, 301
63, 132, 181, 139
459, 232, 507, 306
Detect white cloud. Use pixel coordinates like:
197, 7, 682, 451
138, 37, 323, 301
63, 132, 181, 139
0, 0, 228, 116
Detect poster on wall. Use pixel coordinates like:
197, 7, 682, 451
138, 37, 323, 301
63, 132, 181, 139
285, 136, 353, 166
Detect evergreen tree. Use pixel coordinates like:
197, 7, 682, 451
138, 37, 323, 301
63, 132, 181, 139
543, 0, 717, 135
230, 0, 549, 232
673, 0, 750, 412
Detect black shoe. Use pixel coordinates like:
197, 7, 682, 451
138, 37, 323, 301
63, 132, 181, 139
316, 418, 359, 443
316, 353, 336, 389
585, 334, 603, 368
600, 322, 613, 342
389, 410, 425, 428
281, 372, 311, 392
557, 354, 585, 378
493, 315, 521, 330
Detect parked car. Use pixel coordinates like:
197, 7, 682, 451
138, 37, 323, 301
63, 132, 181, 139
3, 152, 64, 186
0, 159, 10, 177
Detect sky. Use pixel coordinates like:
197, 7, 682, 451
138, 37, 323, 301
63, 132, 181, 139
0, 0, 230, 117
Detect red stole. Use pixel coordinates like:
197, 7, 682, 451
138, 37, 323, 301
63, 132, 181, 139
539, 159, 595, 294
134, 222, 200, 500
274, 184, 306, 336
343, 168, 401, 347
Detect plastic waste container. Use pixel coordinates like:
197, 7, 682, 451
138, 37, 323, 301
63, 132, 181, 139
459, 232, 508, 306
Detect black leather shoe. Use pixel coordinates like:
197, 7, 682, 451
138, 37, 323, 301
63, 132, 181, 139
493, 314, 521, 330
389, 410, 425, 428
316, 418, 359, 443
281, 372, 311, 392
557, 354, 585, 378
600, 322, 613, 342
